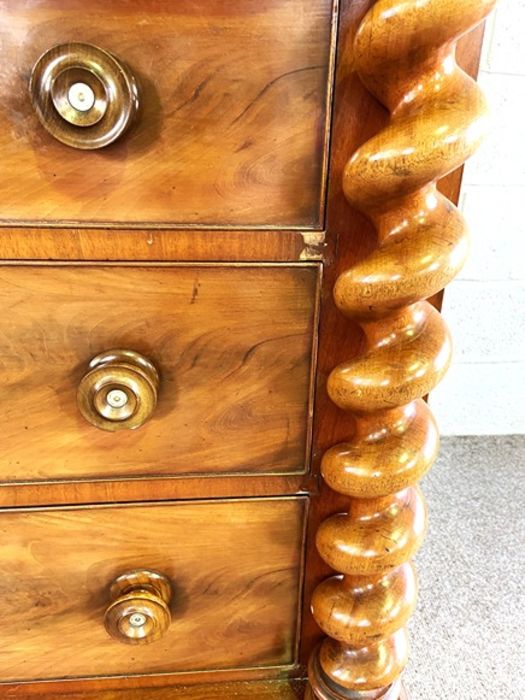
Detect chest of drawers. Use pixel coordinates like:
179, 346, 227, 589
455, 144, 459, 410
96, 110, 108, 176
0, 1, 493, 698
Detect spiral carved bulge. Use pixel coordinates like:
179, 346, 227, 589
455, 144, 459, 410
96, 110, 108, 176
309, 1, 496, 697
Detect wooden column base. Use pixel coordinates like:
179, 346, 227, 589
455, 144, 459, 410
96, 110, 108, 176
305, 683, 408, 700
307, 652, 409, 700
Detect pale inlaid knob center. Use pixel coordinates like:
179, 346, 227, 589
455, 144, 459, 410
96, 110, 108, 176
106, 388, 129, 409
68, 81, 96, 111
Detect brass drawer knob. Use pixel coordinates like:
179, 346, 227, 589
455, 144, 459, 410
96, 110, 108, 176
77, 349, 159, 432
104, 570, 172, 645
29, 42, 139, 149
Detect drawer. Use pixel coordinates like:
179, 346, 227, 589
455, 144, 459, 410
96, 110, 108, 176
0, 264, 318, 484
0, 0, 336, 228
0, 497, 306, 682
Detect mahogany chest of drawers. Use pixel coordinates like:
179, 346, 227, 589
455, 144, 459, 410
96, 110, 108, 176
0, 1, 492, 698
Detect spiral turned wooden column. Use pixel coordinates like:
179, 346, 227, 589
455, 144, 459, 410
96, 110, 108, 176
308, 1, 496, 698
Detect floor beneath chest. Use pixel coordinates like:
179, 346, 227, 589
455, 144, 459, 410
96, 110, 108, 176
407, 434, 524, 699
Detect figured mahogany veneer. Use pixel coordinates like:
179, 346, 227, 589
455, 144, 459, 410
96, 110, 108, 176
0, 0, 336, 228
0, 0, 490, 696
0, 498, 306, 682
0, 263, 319, 483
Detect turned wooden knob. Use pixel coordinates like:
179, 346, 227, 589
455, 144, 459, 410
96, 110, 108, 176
29, 42, 139, 149
104, 570, 172, 645
77, 349, 159, 432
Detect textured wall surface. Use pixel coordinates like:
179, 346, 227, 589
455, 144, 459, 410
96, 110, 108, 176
430, 0, 525, 435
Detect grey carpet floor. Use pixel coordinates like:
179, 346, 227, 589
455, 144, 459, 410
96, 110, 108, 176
404, 435, 524, 699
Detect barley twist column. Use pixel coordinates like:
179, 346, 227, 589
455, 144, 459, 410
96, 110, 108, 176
307, 1, 496, 698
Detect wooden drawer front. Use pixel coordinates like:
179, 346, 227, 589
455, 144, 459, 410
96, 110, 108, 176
0, 0, 335, 228
0, 497, 306, 682
0, 264, 318, 484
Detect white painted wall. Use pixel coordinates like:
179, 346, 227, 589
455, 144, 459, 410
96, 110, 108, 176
429, 0, 525, 435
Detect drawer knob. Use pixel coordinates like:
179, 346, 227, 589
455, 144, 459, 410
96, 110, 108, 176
29, 42, 139, 149
77, 349, 159, 432
104, 570, 172, 645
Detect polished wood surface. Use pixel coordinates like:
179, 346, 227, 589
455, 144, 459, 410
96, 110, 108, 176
305, 687, 408, 700
0, 472, 314, 509
307, 0, 496, 697
0, 497, 305, 681
307, 652, 405, 700
3, 679, 307, 699
0, 0, 489, 696
77, 349, 160, 432
29, 42, 139, 149
0, 0, 336, 228
305, 682, 408, 700
0, 228, 322, 263
104, 570, 172, 645
299, 0, 487, 677
0, 264, 318, 483
2, 668, 303, 696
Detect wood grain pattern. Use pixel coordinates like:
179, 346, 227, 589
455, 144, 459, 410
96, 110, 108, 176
0, 0, 336, 228
2, 679, 307, 699
299, 0, 487, 676
0, 263, 318, 484
0, 473, 316, 509
0, 497, 306, 682
2, 668, 304, 696
0, 228, 322, 263
307, 0, 496, 696
0, 0, 489, 696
